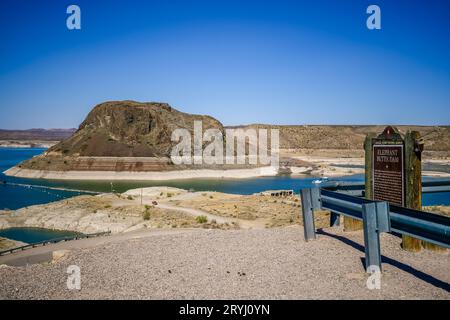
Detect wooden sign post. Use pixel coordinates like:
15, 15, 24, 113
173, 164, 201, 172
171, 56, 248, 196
362, 126, 423, 251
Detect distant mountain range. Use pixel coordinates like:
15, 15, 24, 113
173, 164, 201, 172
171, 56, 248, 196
0, 128, 76, 141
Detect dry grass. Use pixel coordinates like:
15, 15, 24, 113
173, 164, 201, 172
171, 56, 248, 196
169, 193, 333, 229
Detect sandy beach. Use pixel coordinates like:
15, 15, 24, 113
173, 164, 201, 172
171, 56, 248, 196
3, 166, 280, 181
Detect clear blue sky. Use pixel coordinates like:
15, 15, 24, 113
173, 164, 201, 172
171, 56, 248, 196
0, 0, 449, 129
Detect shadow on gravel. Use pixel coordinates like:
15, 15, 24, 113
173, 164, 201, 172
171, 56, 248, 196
317, 229, 450, 293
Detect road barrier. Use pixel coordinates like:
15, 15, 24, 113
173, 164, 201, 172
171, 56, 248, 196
320, 179, 450, 196
300, 186, 450, 272
0, 231, 111, 256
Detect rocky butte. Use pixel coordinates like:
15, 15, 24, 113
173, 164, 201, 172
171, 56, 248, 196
4, 101, 280, 180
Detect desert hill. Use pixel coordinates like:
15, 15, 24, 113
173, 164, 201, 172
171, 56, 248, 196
232, 124, 450, 151
48, 101, 223, 157
12, 101, 230, 173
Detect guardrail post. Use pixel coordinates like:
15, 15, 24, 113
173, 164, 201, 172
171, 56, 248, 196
362, 202, 390, 272
330, 212, 340, 227
362, 202, 381, 271
300, 188, 317, 241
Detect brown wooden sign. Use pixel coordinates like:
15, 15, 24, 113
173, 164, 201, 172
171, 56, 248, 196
363, 126, 428, 252
372, 143, 404, 206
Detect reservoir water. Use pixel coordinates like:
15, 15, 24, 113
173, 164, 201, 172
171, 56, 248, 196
0, 227, 82, 244
0, 148, 449, 211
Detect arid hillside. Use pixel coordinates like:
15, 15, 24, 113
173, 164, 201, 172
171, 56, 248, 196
232, 124, 450, 151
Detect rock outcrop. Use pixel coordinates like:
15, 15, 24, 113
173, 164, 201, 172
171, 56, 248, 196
50, 100, 223, 157
16, 101, 225, 171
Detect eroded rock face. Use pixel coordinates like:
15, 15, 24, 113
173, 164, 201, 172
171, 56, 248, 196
51, 101, 224, 157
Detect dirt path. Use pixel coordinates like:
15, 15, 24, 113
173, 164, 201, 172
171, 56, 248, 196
155, 203, 267, 229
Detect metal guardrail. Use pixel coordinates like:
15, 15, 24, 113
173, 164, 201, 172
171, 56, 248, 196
300, 187, 450, 272
0, 231, 111, 256
320, 179, 450, 196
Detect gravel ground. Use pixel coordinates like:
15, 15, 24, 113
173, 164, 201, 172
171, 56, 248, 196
0, 226, 449, 299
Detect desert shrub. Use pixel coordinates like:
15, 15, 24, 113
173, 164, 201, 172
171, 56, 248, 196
196, 215, 208, 224
127, 195, 134, 200
166, 192, 173, 198
104, 204, 112, 209
143, 210, 151, 220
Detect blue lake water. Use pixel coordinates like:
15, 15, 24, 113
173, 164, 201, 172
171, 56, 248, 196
0, 227, 82, 244
0, 148, 88, 210
0, 148, 449, 210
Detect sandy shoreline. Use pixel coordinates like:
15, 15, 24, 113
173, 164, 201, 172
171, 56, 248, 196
3, 149, 449, 180
3, 166, 280, 181
0, 141, 57, 149
4, 164, 449, 180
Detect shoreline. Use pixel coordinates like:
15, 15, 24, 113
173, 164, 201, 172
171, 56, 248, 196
4, 165, 449, 181
3, 166, 280, 181
0, 141, 56, 149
